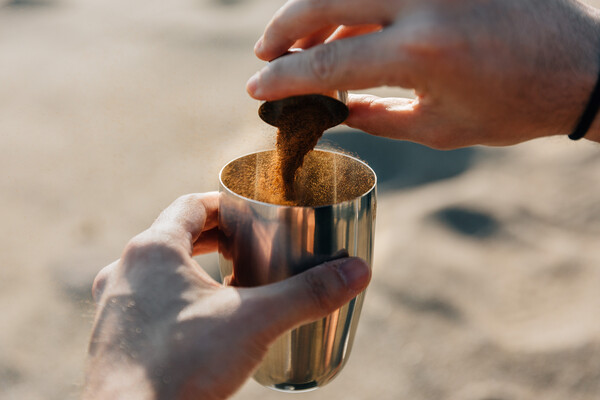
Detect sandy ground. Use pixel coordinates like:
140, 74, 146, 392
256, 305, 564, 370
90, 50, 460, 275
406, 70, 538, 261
1, 0, 600, 399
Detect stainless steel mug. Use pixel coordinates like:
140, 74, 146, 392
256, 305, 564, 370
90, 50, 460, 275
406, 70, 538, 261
218, 148, 376, 392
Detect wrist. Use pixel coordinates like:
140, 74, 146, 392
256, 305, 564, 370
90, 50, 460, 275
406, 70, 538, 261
585, 116, 600, 144
569, 2, 600, 143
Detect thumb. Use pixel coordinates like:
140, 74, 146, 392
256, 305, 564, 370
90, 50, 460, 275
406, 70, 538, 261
248, 257, 371, 339
346, 94, 424, 140
346, 94, 474, 149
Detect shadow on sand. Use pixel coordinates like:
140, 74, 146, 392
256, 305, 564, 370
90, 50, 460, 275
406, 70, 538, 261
318, 129, 478, 191
2, 0, 56, 8
319, 129, 505, 240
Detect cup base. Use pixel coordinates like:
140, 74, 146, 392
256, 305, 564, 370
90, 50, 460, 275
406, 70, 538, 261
267, 381, 319, 393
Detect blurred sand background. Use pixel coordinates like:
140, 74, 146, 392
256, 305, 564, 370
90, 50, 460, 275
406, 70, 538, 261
1, 0, 600, 399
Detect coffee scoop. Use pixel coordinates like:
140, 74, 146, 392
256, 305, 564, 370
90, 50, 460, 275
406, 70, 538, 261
257, 51, 349, 129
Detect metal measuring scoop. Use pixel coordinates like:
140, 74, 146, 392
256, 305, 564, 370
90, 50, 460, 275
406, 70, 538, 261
257, 50, 349, 129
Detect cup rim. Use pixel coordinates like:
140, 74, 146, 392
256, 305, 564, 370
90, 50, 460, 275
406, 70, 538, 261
219, 148, 377, 209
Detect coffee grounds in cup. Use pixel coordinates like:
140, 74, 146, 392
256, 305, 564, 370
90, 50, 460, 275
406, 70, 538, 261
221, 149, 375, 208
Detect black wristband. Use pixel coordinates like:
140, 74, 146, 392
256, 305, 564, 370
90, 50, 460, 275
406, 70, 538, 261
569, 61, 600, 140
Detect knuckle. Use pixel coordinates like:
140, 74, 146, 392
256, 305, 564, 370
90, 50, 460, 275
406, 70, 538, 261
124, 233, 156, 255
91, 261, 119, 303
397, 21, 466, 65
92, 271, 108, 303
176, 193, 196, 202
401, 38, 448, 66
309, 43, 339, 85
122, 232, 184, 269
303, 267, 342, 314
172, 193, 201, 208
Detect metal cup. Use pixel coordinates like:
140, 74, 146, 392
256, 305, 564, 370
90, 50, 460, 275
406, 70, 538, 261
218, 148, 376, 392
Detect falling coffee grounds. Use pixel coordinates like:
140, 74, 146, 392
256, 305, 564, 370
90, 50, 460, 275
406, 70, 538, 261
274, 100, 335, 202
222, 94, 373, 206
253, 95, 350, 205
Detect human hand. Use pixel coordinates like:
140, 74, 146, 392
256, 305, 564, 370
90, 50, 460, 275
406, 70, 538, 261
84, 193, 370, 400
247, 0, 600, 148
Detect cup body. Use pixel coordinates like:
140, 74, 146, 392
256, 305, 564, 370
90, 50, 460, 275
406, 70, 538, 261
218, 149, 376, 392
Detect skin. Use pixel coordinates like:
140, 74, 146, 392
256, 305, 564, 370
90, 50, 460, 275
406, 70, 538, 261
84, 2, 600, 398
247, 0, 600, 148
83, 193, 370, 400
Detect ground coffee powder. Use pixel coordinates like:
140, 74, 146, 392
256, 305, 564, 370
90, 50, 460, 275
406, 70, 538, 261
258, 94, 349, 205
221, 149, 374, 207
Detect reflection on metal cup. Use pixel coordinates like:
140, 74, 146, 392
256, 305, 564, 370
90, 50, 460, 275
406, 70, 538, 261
218, 149, 376, 392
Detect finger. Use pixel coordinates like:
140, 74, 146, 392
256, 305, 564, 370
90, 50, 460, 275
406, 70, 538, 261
248, 30, 415, 100
346, 93, 421, 137
192, 227, 219, 256
326, 24, 383, 42
244, 257, 371, 340
92, 260, 119, 304
292, 25, 338, 51
255, 0, 395, 61
346, 94, 470, 150
150, 192, 219, 253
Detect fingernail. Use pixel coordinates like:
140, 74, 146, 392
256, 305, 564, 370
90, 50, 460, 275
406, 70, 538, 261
337, 258, 370, 292
246, 71, 263, 98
